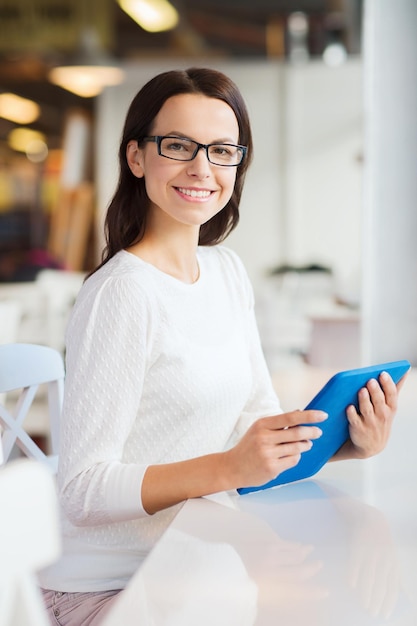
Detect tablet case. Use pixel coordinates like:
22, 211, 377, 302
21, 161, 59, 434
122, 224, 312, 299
238, 359, 411, 495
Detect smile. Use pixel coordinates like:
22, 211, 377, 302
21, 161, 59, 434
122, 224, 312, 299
176, 187, 212, 199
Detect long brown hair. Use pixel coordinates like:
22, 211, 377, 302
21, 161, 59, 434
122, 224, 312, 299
92, 67, 253, 275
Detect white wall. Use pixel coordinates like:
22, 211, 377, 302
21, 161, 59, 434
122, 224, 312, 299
362, 0, 417, 365
283, 59, 363, 298
95, 58, 363, 292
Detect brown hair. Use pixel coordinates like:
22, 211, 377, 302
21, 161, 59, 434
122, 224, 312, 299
92, 67, 253, 275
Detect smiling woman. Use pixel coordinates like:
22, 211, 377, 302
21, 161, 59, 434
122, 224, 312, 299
124, 92, 242, 252
38, 67, 404, 626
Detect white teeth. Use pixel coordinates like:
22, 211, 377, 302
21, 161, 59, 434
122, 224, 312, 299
178, 187, 211, 198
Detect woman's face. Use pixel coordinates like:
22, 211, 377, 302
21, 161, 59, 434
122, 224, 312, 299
127, 93, 240, 231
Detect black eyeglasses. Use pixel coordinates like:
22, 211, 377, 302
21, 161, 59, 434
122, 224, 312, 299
141, 135, 247, 167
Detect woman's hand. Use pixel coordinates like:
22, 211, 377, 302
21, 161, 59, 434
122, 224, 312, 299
225, 410, 327, 489
333, 371, 408, 461
141, 410, 326, 514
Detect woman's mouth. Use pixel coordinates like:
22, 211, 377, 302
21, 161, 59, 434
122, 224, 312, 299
176, 187, 213, 199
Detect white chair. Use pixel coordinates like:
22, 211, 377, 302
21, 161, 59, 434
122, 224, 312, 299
0, 458, 61, 625
0, 283, 44, 346
36, 268, 85, 352
0, 300, 22, 345
0, 343, 65, 473
0, 269, 84, 350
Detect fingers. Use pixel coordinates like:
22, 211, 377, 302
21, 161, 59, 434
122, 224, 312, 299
277, 440, 313, 461
396, 370, 409, 392
345, 372, 401, 459
235, 411, 327, 488
271, 425, 323, 446
345, 402, 363, 427
262, 410, 328, 430
257, 411, 326, 451
353, 372, 398, 419
376, 371, 398, 411
361, 379, 385, 418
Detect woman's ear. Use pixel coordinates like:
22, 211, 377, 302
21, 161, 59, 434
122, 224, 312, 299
126, 140, 145, 178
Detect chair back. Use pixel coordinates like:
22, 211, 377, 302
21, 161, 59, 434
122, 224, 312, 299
0, 458, 61, 625
0, 300, 22, 345
0, 343, 65, 472
36, 268, 85, 353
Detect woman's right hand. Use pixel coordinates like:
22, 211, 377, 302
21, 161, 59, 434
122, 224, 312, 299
225, 410, 328, 489
142, 410, 327, 515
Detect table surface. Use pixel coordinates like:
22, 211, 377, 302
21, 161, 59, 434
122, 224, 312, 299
102, 367, 417, 626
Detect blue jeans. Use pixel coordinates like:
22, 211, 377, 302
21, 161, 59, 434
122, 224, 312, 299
41, 588, 122, 626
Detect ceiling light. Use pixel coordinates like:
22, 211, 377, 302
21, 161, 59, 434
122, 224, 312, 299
49, 65, 125, 98
48, 29, 125, 98
8, 127, 46, 154
118, 0, 179, 33
0, 93, 40, 124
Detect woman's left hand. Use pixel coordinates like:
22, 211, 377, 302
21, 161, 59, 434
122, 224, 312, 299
333, 371, 408, 460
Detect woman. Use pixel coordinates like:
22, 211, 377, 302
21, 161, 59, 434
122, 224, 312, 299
40, 67, 401, 625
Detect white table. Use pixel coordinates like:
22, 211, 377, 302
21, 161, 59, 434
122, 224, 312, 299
103, 368, 417, 626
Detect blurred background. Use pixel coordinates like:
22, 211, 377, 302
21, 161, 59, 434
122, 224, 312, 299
0, 0, 415, 375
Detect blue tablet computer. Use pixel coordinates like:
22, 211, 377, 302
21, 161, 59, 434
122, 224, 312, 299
238, 359, 411, 495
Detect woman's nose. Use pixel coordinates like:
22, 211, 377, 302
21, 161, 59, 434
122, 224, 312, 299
186, 148, 212, 178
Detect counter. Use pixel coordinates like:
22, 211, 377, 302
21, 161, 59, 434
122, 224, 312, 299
102, 367, 417, 626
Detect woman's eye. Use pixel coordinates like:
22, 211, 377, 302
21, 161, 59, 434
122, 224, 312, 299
212, 145, 234, 157
168, 142, 187, 152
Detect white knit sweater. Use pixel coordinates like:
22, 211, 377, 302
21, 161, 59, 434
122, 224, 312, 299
39, 246, 281, 592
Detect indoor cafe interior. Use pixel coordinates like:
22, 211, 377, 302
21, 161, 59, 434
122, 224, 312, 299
0, 1, 416, 625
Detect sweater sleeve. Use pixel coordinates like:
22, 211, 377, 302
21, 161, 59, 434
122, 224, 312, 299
58, 274, 153, 525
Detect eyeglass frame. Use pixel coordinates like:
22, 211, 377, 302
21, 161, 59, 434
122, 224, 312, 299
140, 135, 247, 167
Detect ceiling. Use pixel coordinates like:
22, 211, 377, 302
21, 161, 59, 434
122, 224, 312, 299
0, 0, 363, 151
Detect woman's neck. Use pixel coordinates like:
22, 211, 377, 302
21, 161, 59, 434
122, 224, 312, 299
127, 230, 200, 284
